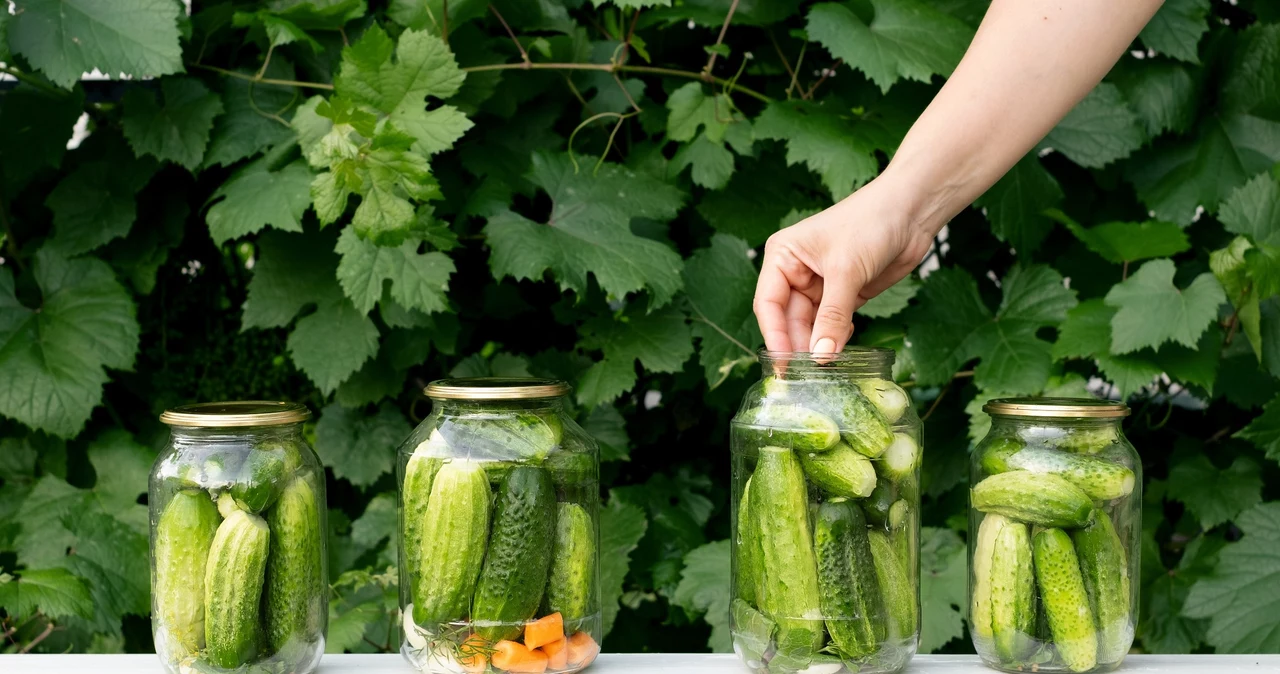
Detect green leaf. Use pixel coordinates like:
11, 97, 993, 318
203, 66, 300, 169
1211, 237, 1265, 361
57, 509, 150, 634
859, 276, 920, 319
584, 405, 631, 462
334, 227, 455, 315
576, 358, 638, 412
920, 527, 967, 653
1053, 212, 1191, 264
754, 99, 879, 199
350, 492, 399, 552
0, 84, 85, 188
670, 133, 736, 190
696, 157, 810, 247
8, 0, 183, 89
206, 159, 314, 244
577, 305, 694, 407
1168, 454, 1262, 530
1220, 23, 1280, 118
484, 153, 686, 307
666, 82, 733, 143
1219, 173, 1280, 247
335, 350, 407, 408
975, 154, 1063, 255
1053, 300, 1163, 399
1140, 532, 1220, 654
389, 104, 474, 158
1104, 259, 1226, 353
1112, 58, 1200, 137
1139, 0, 1209, 63
15, 476, 90, 565
314, 403, 410, 487
593, 0, 672, 8
0, 251, 140, 438
0, 568, 93, 620
121, 78, 225, 170
242, 229, 342, 330
672, 539, 731, 653
599, 498, 648, 638
85, 429, 154, 533
683, 234, 762, 388
287, 289, 381, 394
335, 26, 466, 114
1237, 395, 1280, 464
806, 0, 974, 94
1042, 84, 1145, 168
45, 158, 156, 256
1183, 502, 1280, 652
1152, 328, 1222, 391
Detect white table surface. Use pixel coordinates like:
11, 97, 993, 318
2, 654, 1279, 673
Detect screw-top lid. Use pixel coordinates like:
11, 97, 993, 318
160, 401, 311, 427
424, 377, 571, 400
983, 397, 1129, 418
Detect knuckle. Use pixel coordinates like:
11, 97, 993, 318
816, 305, 851, 326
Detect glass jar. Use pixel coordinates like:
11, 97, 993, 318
150, 401, 328, 674
397, 378, 601, 674
729, 348, 921, 674
968, 398, 1140, 673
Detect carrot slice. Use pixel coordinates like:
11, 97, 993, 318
491, 640, 550, 673
566, 631, 600, 668
457, 633, 490, 673
541, 637, 569, 670
524, 612, 565, 650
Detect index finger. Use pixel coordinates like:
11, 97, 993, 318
753, 256, 793, 352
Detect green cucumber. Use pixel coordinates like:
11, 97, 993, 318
435, 412, 559, 462
400, 447, 442, 598
813, 499, 884, 658
412, 461, 491, 626
472, 466, 557, 641
862, 481, 897, 527
971, 472, 1094, 528
1053, 426, 1119, 454
855, 378, 910, 424
820, 386, 895, 458
731, 597, 776, 666
982, 444, 1134, 501
217, 491, 241, 519
887, 499, 913, 570
738, 403, 841, 453
546, 502, 595, 628
970, 513, 1008, 649
1072, 513, 1131, 665
545, 448, 595, 488
751, 446, 824, 661
1033, 529, 1097, 673
228, 443, 300, 513
990, 518, 1035, 663
868, 530, 916, 641
204, 510, 271, 669
798, 442, 877, 498
736, 475, 763, 605
154, 491, 221, 657
264, 476, 325, 652
876, 433, 919, 483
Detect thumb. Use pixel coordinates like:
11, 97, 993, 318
808, 265, 862, 354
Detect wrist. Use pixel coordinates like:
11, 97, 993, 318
874, 154, 970, 240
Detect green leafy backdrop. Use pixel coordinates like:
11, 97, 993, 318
1, 0, 1279, 657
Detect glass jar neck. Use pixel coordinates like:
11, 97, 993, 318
989, 416, 1123, 431
430, 397, 566, 413
168, 422, 305, 444
759, 349, 894, 380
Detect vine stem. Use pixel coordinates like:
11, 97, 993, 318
0, 66, 64, 96
489, 4, 529, 65
688, 305, 755, 357
703, 0, 740, 78
190, 63, 336, 90
17, 621, 54, 654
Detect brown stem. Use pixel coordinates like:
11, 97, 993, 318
1122, 260, 1129, 280
703, 0, 741, 78
803, 58, 842, 100
18, 621, 55, 654
190, 63, 335, 90
921, 383, 950, 422
614, 73, 642, 113
619, 9, 641, 65
255, 42, 275, 80
1223, 308, 1240, 346
768, 30, 795, 83
489, 4, 529, 65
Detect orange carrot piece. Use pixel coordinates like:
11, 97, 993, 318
541, 637, 569, 670
566, 631, 599, 668
524, 612, 565, 650
458, 634, 490, 673
492, 640, 549, 673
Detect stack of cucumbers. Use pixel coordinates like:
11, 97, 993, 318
732, 376, 920, 674
971, 435, 1137, 673
401, 409, 599, 674
153, 439, 325, 672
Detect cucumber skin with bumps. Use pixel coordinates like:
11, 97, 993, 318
1033, 529, 1098, 673
982, 443, 1134, 501
868, 531, 917, 642
970, 513, 1008, 648
264, 476, 326, 652
154, 490, 221, 657
798, 442, 877, 498
400, 449, 442, 600
435, 413, 560, 462
738, 404, 841, 453
751, 446, 824, 661
472, 466, 557, 642
736, 475, 763, 606
413, 461, 491, 626
813, 500, 885, 658
1072, 513, 1131, 665
990, 519, 1035, 663
971, 472, 1095, 528
862, 481, 897, 527
855, 378, 910, 424
546, 502, 596, 627
204, 510, 271, 669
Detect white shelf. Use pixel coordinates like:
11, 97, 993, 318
3, 653, 1279, 673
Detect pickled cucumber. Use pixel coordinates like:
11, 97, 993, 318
154, 491, 221, 657
982, 443, 1134, 501
264, 477, 324, 652
855, 378, 910, 424
1033, 529, 1097, 673
971, 472, 1094, 528
990, 519, 1035, 663
738, 403, 841, 453
204, 510, 271, 669
877, 433, 919, 483
813, 499, 884, 658
1072, 513, 1131, 665
970, 513, 1008, 648
868, 530, 916, 641
798, 442, 877, 498
413, 461, 491, 626
736, 475, 763, 605
434, 412, 560, 462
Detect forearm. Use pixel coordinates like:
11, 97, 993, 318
881, 0, 1165, 236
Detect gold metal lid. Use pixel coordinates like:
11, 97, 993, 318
983, 397, 1129, 419
424, 378, 571, 400
160, 401, 311, 427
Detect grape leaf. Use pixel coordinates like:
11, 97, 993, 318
1052, 300, 1163, 399
599, 498, 648, 637
57, 509, 150, 634
1053, 211, 1190, 264
206, 159, 314, 244
696, 157, 812, 246
1237, 395, 1280, 464
1042, 84, 1145, 168
682, 234, 762, 388
0, 568, 93, 620
121, 78, 225, 170
14, 477, 90, 565
584, 405, 631, 462
974, 153, 1063, 255
1104, 259, 1226, 353
0, 250, 140, 438
920, 527, 967, 653
1183, 502, 1280, 652
8, 0, 183, 89
859, 276, 920, 319
577, 305, 694, 407
671, 539, 731, 653
334, 227, 455, 315
334, 25, 465, 114
1112, 58, 1200, 137
754, 99, 879, 199
0, 84, 85, 189
45, 158, 157, 256
242, 229, 342, 330
1211, 237, 1266, 362
203, 65, 300, 169
1219, 173, 1280, 247
666, 82, 733, 143
593, 0, 672, 8
390, 104, 474, 158
1219, 22, 1280, 118
1139, 0, 1209, 64
484, 152, 686, 307
287, 287, 381, 394
85, 429, 154, 533
349, 492, 398, 553
1215, 353, 1279, 410
1140, 533, 1221, 654
670, 133, 736, 190
1168, 454, 1262, 530
314, 403, 410, 487
806, 0, 973, 94
268, 0, 366, 29
233, 11, 322, 52
335, 351, 407, 408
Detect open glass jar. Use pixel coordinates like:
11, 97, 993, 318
730, 348, 921, 674
397, 378, 601, 674
968, 398, 1140, 673
150, 401, 328, 674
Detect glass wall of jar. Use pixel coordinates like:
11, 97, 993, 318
968, 398, 1140, 674
729, 348, 921, 674
150, 401, 328, 674
397, 378, 601, 674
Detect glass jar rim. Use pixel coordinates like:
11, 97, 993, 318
424, 377, 571, 401
758, 346, 894, 365
160, 401, 311, 427
984, 397, 1129, 419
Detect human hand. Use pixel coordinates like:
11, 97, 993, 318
752, 175, 937, 355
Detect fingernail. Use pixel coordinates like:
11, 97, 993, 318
813, 338, 835, 354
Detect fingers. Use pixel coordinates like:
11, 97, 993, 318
754, 255, 794, 352
786, 287, 818, 354
809, 260, 865, 354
